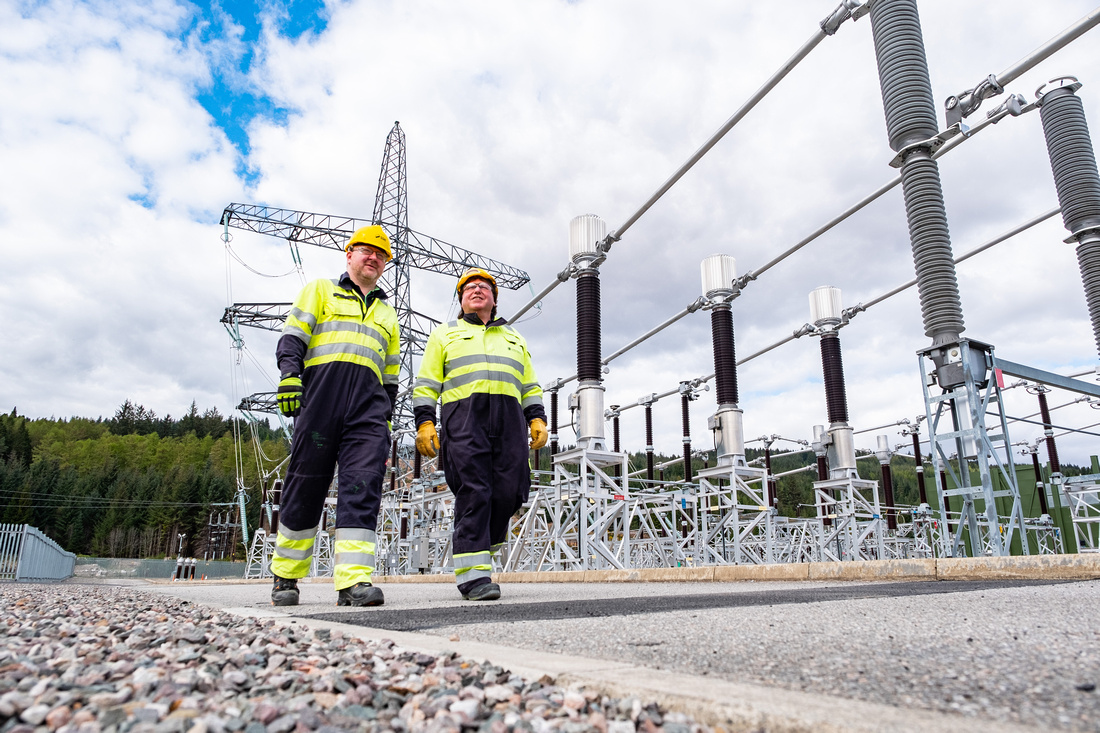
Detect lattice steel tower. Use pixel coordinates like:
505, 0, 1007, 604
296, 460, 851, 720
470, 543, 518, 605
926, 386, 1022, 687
221, 121, 530, 431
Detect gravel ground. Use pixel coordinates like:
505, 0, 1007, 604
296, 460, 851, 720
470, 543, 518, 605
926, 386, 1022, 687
412, 580, 1100, 731
0, 583, 710, 733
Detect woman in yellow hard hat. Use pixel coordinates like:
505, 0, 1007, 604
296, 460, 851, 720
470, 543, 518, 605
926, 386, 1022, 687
411, 267, 547, 600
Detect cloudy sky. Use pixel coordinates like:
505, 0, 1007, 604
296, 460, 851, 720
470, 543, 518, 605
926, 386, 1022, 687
4, 0, 1100, 466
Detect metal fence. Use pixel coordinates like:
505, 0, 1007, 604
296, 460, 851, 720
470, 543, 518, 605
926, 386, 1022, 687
0, 524, 76, 581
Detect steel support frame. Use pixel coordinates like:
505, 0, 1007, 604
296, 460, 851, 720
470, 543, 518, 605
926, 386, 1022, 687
695, 463, 778, 565
505, 446, 630, 571
919, 339, 1027, 558
1061, 475, 1100, 553
375, 474, 454, 576
813, 476, 885, 561
893, 505, 940, 559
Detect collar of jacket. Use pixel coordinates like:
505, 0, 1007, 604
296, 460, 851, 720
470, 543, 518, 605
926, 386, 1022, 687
460, 311, 506, 328
339, 272, 388, 306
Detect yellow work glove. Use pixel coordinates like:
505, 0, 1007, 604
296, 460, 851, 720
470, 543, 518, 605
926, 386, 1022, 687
529, 418, 548, 450
276, 375, 303, 417
416, 421, 440, 458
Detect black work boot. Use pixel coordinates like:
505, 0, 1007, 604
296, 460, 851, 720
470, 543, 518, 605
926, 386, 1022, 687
462, 581, 501, 601
337, 582, 384, 607
271, 575, 299, 606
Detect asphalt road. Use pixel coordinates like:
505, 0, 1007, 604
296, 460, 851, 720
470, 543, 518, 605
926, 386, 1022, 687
307, 579, 1068, 632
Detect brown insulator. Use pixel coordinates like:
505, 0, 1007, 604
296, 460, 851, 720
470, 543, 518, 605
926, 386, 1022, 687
645, 403, 655, 483
576, 273, 602, 382
1030, 451, 1050, 516
681, 390, 692, 483
1037, 391, 1062, 474
911, 432, 928, 505
710, 306, 738, 405
881, 462, 897, 530
819, 332, 849, 424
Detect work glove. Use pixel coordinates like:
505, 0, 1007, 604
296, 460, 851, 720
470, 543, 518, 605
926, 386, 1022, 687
276, 375, 303, 417
416, 421, 440, 458
529, 418, 548, 450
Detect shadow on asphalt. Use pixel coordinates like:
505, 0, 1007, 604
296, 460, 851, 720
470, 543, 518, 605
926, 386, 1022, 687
307, 579, 1066, 631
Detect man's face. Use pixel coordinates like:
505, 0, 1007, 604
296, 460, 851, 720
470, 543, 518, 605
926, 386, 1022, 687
346, 244, 387, 284
460, 278, 495, 312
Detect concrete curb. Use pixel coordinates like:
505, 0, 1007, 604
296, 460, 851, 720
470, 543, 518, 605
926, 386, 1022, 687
142, 553, 1100, 586
491, 554, 1100, 583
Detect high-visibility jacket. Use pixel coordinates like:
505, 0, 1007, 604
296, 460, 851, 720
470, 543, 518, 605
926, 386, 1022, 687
412, 312, 545, 594
412, 313, 544, 426
277, 275, 400, 416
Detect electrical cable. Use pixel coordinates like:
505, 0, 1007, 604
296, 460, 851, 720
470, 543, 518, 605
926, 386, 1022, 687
224, 243, 299, 278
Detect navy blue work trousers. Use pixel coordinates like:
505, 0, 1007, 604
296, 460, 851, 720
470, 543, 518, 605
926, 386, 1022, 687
279, 362, 390, 533
441, 393, 531, 556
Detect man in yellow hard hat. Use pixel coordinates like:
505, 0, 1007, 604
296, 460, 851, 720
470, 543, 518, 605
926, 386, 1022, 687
412, 268, 547, 600
270, 224, 400, 607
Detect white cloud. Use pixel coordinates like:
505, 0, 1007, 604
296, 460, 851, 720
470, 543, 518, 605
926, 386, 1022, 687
3, 0, 1100, 470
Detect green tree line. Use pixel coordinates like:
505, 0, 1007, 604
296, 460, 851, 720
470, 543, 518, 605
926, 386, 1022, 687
0, 403, 287, 559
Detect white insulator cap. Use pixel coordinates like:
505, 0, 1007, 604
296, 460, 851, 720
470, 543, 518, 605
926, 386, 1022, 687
569, 214, 606, 262
809, 285, 843, 327
875, 434, 891, 463
701, 254, 737, 298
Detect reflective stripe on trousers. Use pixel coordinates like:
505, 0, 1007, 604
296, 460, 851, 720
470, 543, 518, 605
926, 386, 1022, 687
453, 550, 491, 586
334, 527, 376, 590
271, 524, 318, 579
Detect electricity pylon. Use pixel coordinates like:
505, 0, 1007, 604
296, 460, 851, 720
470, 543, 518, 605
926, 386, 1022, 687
221, 122, 530, 430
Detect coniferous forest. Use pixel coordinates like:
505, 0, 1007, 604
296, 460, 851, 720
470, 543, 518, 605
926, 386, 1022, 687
0, 402, 287, 559
3, 401, 1085, 559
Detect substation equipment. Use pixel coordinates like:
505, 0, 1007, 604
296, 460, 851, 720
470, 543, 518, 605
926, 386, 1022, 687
230, 0, 1100, 578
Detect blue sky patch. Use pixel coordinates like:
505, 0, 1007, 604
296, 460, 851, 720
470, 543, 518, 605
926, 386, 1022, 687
186, 0, 329, 182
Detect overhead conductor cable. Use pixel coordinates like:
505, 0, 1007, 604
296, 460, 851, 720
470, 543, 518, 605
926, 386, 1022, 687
508, 1, 864, 323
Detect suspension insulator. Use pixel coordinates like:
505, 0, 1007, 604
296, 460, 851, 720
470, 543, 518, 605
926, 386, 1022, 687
576, 273, 602, 382
819, 333, 849, 424
413, 448, 422, 480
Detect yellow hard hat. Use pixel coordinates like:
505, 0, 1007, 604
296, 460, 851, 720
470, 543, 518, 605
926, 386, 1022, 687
456, 268, 498, 299
346, 225, 393, 261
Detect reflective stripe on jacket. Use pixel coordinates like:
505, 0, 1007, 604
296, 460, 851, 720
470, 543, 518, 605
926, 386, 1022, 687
281, 277, 400, 388
412, 314, 543, 422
